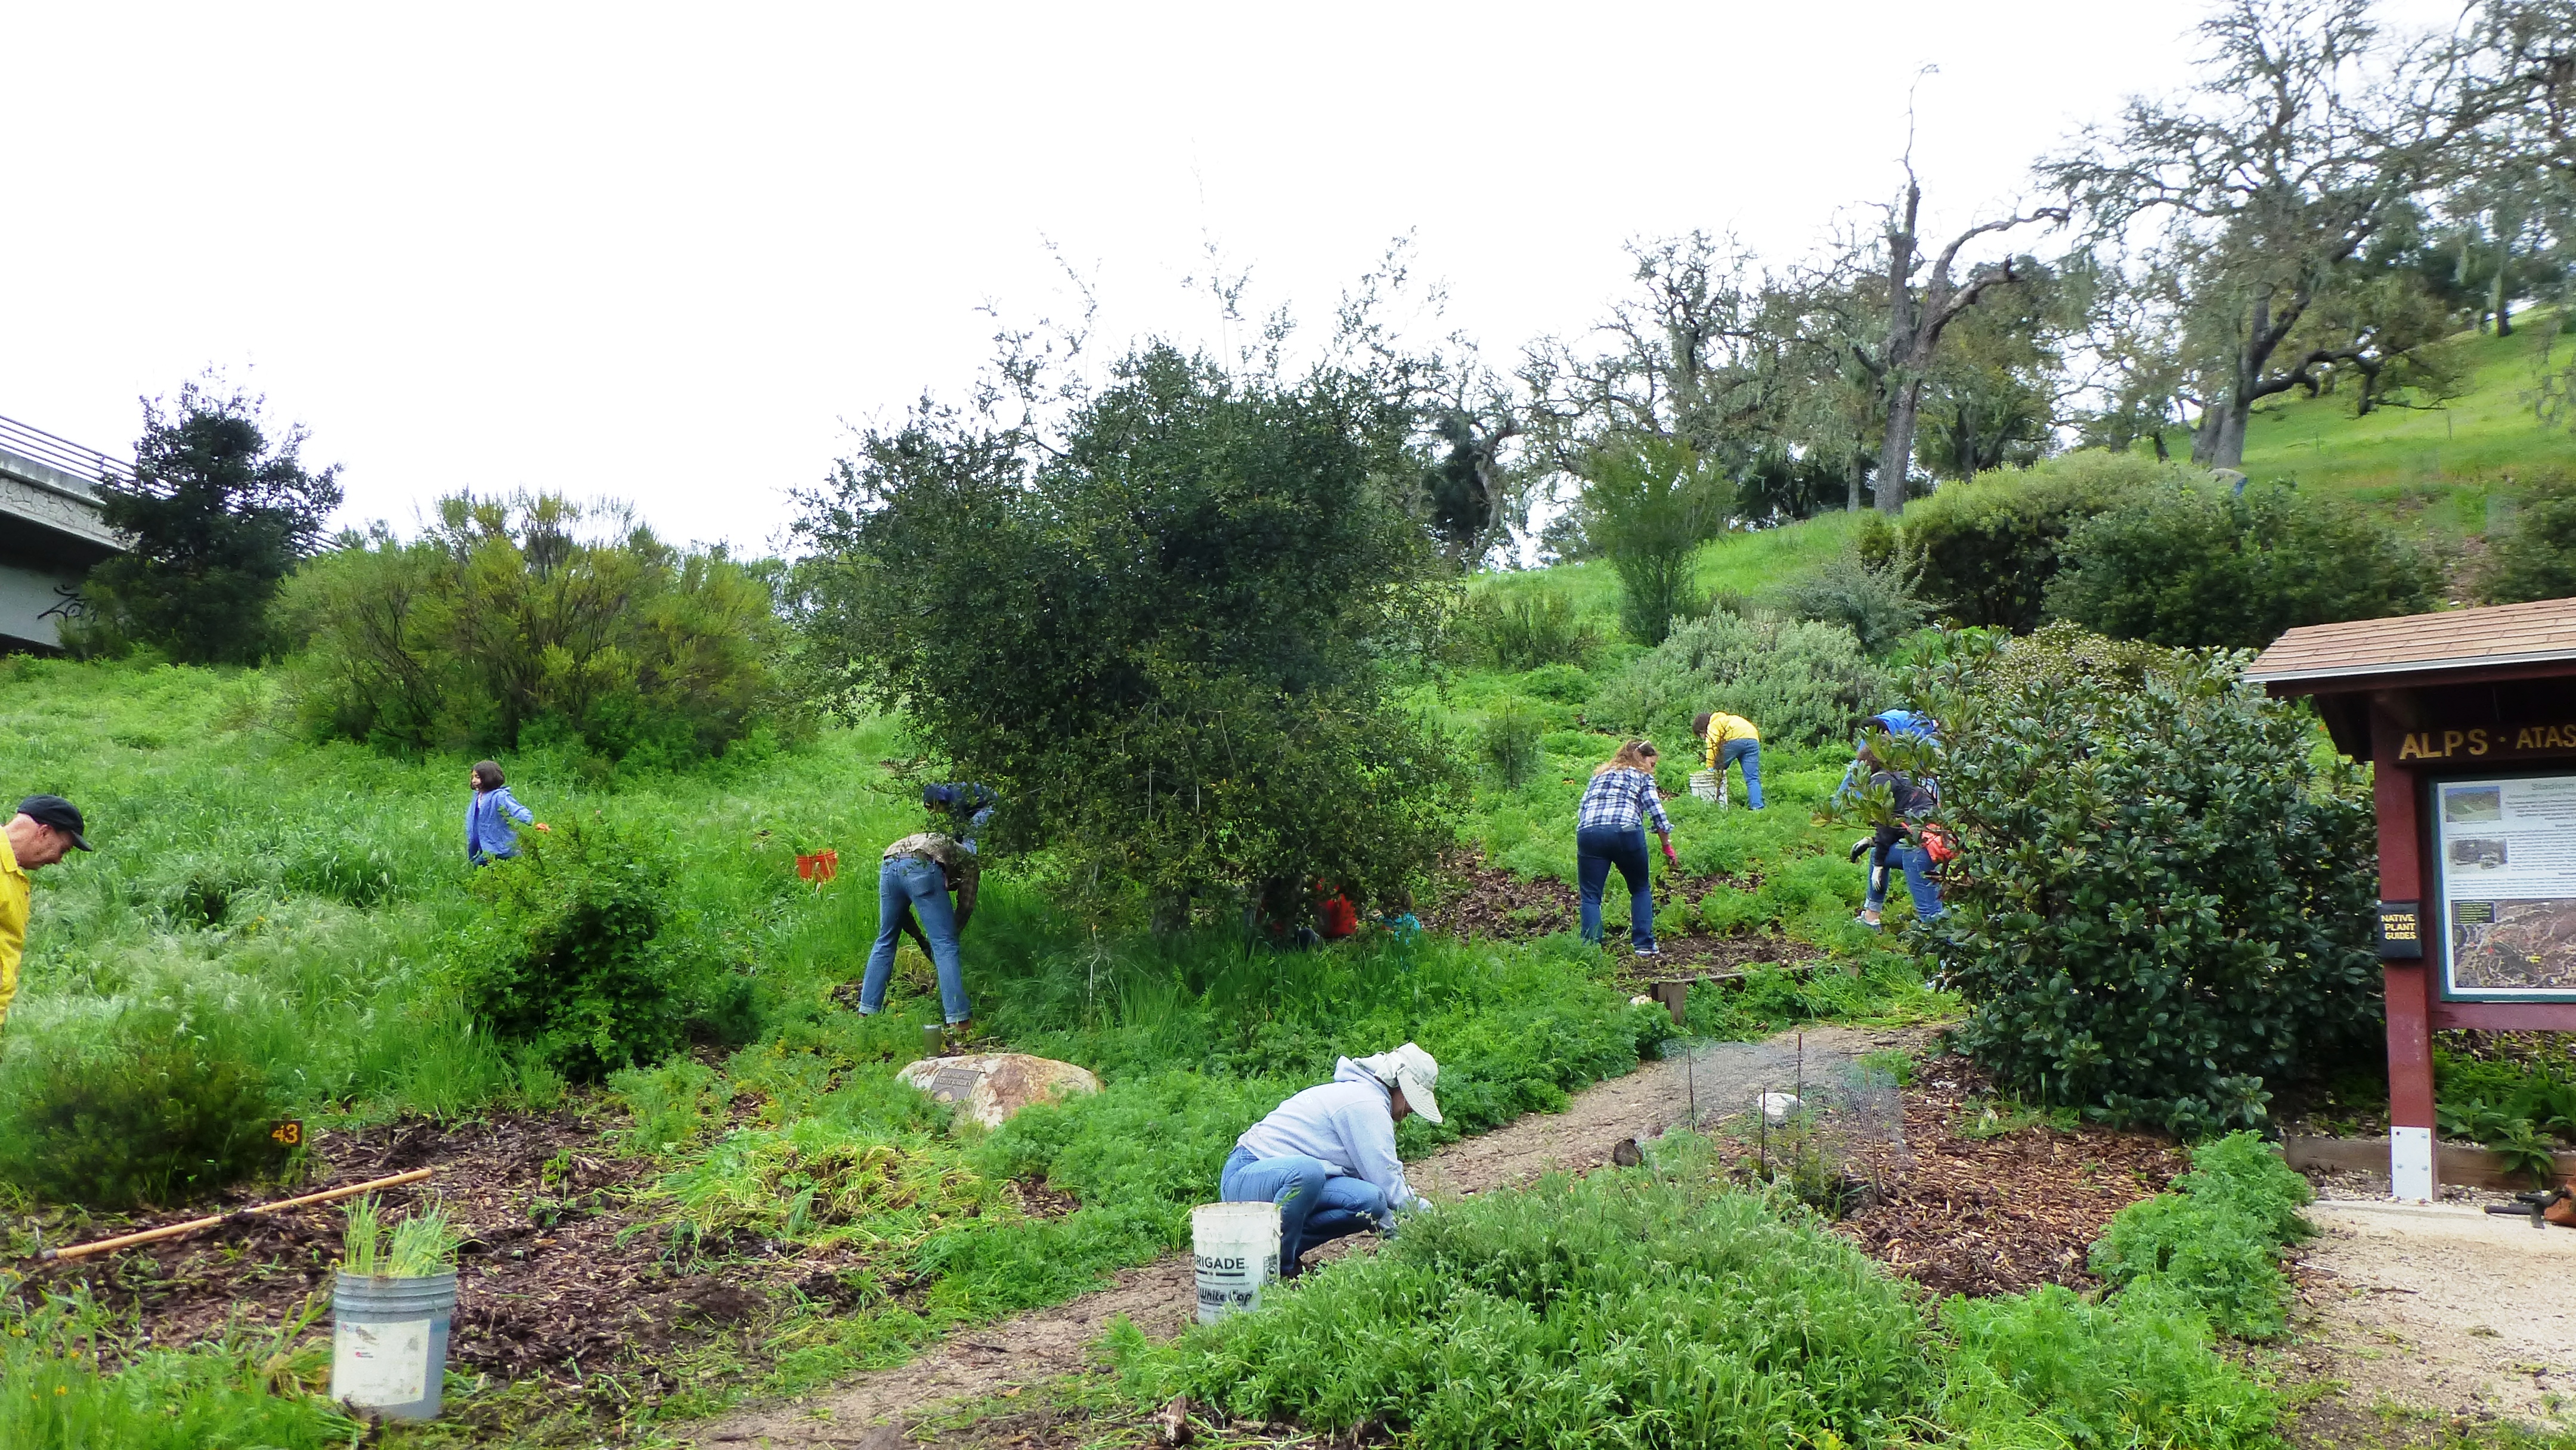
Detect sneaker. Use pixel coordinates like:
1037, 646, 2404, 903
1633, 946, 1661, 958
1855, 910, 1883, 930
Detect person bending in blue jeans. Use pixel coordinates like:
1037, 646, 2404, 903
1574, 740, 1674, 955
854, 829, 975, 1040
1221, 1043, 1443, 1278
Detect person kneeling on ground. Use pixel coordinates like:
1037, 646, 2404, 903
1223, 1043, 1442, 1277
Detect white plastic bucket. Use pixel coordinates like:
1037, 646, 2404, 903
1191, 1201, 1281, 1324
1689, 769, 1726, 806
330, 1270, 457, 1419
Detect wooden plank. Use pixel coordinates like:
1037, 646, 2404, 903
1646, 961, 1822, 1025
2283, 1135, 2576, 1191
2431, 1000, 2576, 1031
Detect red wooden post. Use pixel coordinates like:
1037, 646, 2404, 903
2371, 697, 2436, 1200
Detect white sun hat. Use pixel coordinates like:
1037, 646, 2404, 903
1359, 1042, 1443, 1125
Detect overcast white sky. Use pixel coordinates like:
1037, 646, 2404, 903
0, 2, 2459, 554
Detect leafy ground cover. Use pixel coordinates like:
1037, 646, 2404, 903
0, 652, 1683, 1445
1110, 1129, 2308, 1450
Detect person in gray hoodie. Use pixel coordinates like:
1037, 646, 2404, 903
1221, 1043, 1443, 1276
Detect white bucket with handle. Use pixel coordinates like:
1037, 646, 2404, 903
1689, 769, 1726, 806
1191, 1201, 1281, 1324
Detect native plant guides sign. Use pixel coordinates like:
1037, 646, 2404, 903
2431, 773, 2576, 1001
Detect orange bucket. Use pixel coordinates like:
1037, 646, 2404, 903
796, 849, 840, 884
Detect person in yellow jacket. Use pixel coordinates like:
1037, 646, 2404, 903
1, 795, 92, 1028
1692, 712, 1765, 810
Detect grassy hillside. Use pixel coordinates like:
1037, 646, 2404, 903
2237, 313, 2572, 541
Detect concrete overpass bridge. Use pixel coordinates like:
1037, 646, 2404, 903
0, 413, 131, 652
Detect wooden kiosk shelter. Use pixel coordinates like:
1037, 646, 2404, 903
2249, 597, 2576, 1201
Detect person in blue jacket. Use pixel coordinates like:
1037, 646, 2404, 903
465, 760, 548, 866
1222, 1043, 1442, 1277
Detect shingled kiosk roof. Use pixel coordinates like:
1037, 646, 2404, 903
2247, 596, 2576, 689
2246, 596, 2576, 758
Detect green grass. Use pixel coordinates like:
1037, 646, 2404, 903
0, 650, 1682, 1443
1475, 510, 1869, 627
2236, 313, 2572, 544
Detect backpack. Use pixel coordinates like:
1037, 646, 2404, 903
1868, 709, 1940, 743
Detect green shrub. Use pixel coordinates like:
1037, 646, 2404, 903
0, 991, 290, 1209
1580, 436, 1731, 645
1921, 626, 2381, 1132
2476, 473, 2576, 604
278, 492, 789, 762
1937, 1285, 2279, 1448
2089, 1132, 2312, 1339
1901, 450, 2178, 631
1119, 1145, 1933, 1450
447, 821, 686, 1082
1459, 588, 1600, 671
1479, 701, 1544, 788
0, 1292, 358, 1450
1768, 547, 1927, 656
2046, 481, 2441, 648
1586, 612, 1882, 748
1513, 662, 1593, 705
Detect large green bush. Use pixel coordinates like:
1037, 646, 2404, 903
1767, 547, 1927, 656
0, 987, 290, 1209
793, 344, 1465, 923
2046, 481, 2441, 648
1921, 627, 2381, 1132
446, 822, 688, 1082
279, 493, 788, 763
1585, 612, 1882, 748
1901, 450, 2179, 631
2475, 473, 2576, 605
1455, 587, 1599, 672
1578, 435, 1731, 645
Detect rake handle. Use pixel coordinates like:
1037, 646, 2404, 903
35, 1167, 435, 1262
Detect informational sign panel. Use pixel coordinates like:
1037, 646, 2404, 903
2433, 773, 2576, 1000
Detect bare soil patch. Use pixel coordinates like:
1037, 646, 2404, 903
8, 1112, 833, 1398
1416, 847, 1826, 976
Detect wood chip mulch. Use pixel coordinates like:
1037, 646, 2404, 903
8, 1112, 839, 1391
1417, 847, 1826, 976
1831, 1059, 2187, 1298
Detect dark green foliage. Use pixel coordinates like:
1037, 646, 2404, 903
2475, 474, 2576, 605
1120, 1146, 1934, 1450
1900, 450, 2171, 630
1457, 587, 1598, 671
1479, 701, 1544, 788
1922, 627, 2382, 1132
2435, 1052, 2576, 1182
280, 493, 788, 762
2047, 481, 2441, 648
79, 382, 343, 664
0, 994, 288, 1209
1769, 549, 1927, 656
1586, 612, 1882, 748
2089, 1132, 2313, 1339
792, 344, 1465, 921
1580, 436, 1731, 645
448, 822, 686, 1081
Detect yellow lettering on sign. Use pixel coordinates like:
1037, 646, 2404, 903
2444, 730, 2466, 755
2469, 728, 2490, 756
2520, 727, 2540, 749
2399, 733, 2427, 761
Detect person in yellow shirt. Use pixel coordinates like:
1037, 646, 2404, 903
1691, 712, 1765, 810
1, 795, 92, 1028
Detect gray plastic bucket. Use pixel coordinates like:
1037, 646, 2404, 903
330, 1270, 457, 1419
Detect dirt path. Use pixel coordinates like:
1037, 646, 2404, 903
2287, 1200, 2576, 1434
686, 1026, 1913, 1448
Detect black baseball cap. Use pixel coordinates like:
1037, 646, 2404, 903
17, 795, 92, 851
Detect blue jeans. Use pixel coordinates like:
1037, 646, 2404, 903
1221, 1145, 1389, 1271
1865, 842, 1945, 922
858, 855, 972, 1024
1717, 738, 1764, 808
1576, 825, 1656, 950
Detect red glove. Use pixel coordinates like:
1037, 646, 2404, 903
1661, 839, 1677, 865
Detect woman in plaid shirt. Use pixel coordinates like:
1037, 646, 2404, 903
1576, 741, 1673, 955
